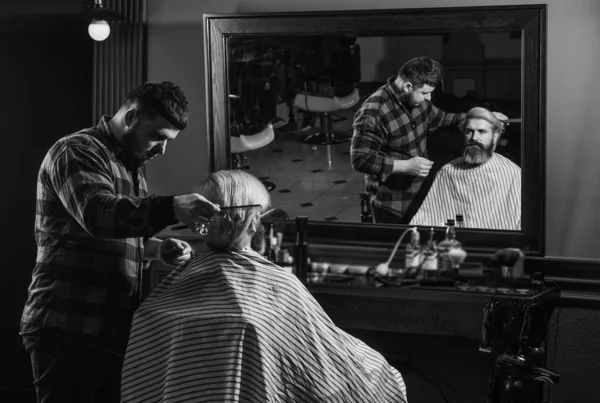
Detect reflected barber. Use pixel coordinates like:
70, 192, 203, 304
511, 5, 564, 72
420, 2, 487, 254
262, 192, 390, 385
350, 56, 507, 224
20, 81, 220, 403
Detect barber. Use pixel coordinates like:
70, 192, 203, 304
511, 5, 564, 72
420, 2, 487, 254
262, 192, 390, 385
20, 81, 218, 403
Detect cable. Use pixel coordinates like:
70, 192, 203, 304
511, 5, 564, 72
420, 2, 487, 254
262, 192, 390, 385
410, 366, 451, 403
396, 356, 452, 403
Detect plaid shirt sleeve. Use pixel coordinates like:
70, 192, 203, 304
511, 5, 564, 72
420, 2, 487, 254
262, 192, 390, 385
351, 105, 395, 180
48, 142, 176, 239
428, 104, 466, 132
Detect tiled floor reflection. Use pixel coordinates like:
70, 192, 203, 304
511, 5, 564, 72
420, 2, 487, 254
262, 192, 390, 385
242, 106, 366, 222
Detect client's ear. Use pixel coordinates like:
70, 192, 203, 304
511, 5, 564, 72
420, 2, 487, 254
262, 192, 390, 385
247, 213, 260, 235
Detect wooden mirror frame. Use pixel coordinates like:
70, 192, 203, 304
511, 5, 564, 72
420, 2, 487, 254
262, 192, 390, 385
204, 5, 547, 255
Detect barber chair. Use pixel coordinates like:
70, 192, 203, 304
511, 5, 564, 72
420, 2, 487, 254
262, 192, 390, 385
231, 123, 276, 192
294, 88, 360, 145
291, 37, 361, 146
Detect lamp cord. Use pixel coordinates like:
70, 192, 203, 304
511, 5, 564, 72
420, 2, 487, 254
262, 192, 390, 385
385, 227, 413, 266
407, 365, 451, 403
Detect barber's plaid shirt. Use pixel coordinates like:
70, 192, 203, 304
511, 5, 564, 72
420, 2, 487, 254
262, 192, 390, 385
351, 78, 465, 221
21, 116, 177, 353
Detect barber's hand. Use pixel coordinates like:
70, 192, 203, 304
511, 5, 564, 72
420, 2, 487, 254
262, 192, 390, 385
405, 157, 434, 177
158, 238, 194, 267
492, 111, 509, 121
173, 193, 221, 233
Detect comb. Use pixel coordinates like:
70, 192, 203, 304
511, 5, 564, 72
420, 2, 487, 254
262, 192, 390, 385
169, 204, 262, 231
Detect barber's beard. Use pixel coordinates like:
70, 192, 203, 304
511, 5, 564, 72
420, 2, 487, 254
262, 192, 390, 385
401, 93, 421, 109
463, 142, 495, 165
122, 128, 154, 166
250, 224, 266, 254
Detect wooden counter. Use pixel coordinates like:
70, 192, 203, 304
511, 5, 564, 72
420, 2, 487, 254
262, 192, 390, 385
149, 229, 600, 342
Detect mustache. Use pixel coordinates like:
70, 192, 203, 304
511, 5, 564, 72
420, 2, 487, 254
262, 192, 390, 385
466, 141, 485, 149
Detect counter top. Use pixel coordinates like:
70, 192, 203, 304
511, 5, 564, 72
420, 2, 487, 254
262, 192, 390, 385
152, 230, 600, 309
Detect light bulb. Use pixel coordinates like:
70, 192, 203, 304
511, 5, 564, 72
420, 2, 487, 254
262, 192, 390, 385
88, 20, 110, 41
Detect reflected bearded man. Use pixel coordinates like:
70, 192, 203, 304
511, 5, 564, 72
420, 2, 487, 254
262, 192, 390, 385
410, 107, 521, 230
121, 170, 407, 403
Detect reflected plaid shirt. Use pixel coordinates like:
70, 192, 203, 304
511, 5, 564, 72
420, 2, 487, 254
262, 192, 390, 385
351, 78, 465, 221
21, 116, 177, 352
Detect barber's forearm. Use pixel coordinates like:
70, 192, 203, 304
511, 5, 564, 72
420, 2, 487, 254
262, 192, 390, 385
351, 149, 395, 176
143, 237, 162, 260
392, 159, 409, 174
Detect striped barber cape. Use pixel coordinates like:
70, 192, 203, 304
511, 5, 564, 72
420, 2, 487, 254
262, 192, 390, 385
410, 153, 521, 230
121, 249, 407, 403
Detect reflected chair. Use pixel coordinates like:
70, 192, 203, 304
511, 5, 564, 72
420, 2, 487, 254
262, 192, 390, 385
231, 123, 277, 192
293, 88, 360, 145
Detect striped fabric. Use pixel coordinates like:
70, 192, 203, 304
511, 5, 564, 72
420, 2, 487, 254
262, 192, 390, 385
21, 116, 177, 352
409, 153, 521, 230
122, 250, 407, 403
351, 77, 465, 221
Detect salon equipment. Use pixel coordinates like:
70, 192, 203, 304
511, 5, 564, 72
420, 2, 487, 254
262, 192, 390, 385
420, 228, 439, 279
492, 248, 525, 278
260, 208, 290, 223
219, 204, 262, 211
295, 88, 360, 145
294, 216, 309, 280
481, 273, 561, 403
404, 227, 422, 270
360, 192, 374, 223
170, 205, 264, 231
230, 123, 277, 192
374, 227, 416, 276
287, 36, 361, 145
448, 247, 467, 270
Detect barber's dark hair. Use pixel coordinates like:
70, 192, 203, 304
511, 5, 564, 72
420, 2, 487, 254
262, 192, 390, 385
398, 56, 442, 88
125, 81, 189, 130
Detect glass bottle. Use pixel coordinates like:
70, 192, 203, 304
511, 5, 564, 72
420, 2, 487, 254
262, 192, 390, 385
265, 224, 277, 262
404, 227, 422, 270
360, 192, 373, 223
420, 228, 438, 279
456, 214, 465, 228
438, 220, 461, 273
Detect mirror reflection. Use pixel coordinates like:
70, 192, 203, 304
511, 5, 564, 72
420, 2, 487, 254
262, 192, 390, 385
227, 32, 522, 230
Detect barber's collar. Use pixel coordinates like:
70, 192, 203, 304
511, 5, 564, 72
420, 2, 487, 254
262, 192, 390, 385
385, 77, 411, 113
97, 115, 140, 168
386, 77, 404, 97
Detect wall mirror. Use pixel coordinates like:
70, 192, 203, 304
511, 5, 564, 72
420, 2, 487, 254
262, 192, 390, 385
205, 5, 546, 255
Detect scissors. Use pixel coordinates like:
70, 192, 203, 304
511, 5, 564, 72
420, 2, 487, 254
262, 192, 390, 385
170, 204, 262, 233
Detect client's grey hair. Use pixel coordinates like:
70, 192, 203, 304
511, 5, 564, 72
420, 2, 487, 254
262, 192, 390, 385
462, 107, 505, 135
193, 170, 271, 251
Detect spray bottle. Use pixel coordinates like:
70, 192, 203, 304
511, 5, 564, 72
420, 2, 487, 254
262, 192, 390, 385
404, 227, 422, 269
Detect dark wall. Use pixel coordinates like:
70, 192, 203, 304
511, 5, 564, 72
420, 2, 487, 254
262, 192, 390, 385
0, 15, 93, 394
545, 307, 600, 403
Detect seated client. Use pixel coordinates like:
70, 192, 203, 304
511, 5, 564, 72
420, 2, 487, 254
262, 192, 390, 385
410, 107, 521, 230
121, 170, 407, 403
